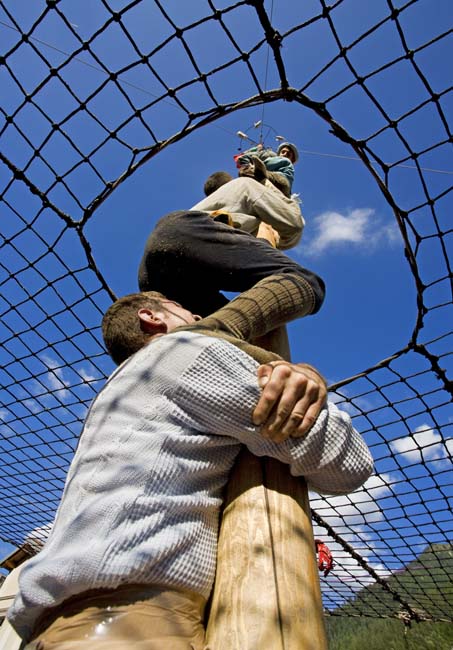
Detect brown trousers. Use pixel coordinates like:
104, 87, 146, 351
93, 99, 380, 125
25, 584, 207, 650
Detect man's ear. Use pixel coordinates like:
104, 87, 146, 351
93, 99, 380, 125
138, 308, 168, 335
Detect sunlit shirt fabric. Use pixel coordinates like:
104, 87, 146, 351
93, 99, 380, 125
8, 331, 373, 639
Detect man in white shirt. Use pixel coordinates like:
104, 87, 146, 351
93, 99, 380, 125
9, 274, 373, 649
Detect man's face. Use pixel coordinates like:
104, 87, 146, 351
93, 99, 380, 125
279, 146, 295, 163
156, 300, 201, 331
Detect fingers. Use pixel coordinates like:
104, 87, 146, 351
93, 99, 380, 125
250, 156, 268, 181
253, 361, 327, 443
238, 164, 255, 179
253, 363, 286, 427
287, 366, 327, 438
262, 375, 321, 442
285, 395, 322, 439
256, 363, 272, 389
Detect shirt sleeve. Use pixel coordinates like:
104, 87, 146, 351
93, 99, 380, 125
188, 273, 315, 342
172, 337, 374, 495
265, 156, 295, 186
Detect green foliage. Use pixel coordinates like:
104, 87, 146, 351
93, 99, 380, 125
326, 617, 453, 650
325, 543, 453, 649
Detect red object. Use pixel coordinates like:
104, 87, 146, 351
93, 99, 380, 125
233, 153, 243, 168
315, 539, 334, 577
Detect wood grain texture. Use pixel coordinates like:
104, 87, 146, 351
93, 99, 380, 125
206, 326, 328, 650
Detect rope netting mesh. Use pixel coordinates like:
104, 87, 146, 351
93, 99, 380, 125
0, 0, 452, 624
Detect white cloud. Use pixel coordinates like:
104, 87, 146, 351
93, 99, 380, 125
40, 354, 70, 398
79, 368, 97, 383
328, 389, 375, 417
310, 530, 392, 605
309, 472, 426, 608
310, 473, 393, 528
303, 208, 399, 256
381, 222, 400, 244
79, 365, 104, 387
322, 559, 391, 601
24, 523, 53, 550
390, 424, 452, 464
24, 399, 41, 414
328, 391, 358, 416
311, 475, 399, 602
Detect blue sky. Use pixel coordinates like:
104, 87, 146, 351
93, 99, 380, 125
0, 0, 452, 611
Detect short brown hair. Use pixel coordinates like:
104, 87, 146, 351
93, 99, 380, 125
102, 291, 166, 365
203, 171, 233, 196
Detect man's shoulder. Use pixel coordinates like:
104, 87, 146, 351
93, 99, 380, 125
147, 329, 217, 357
113, 331, 218, 378
164, 328, 243, 354
166, 328, 261, 368
107, 331, 229, 396
146, 329, 247, 363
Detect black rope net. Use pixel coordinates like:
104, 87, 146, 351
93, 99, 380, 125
0, 0, 451, 625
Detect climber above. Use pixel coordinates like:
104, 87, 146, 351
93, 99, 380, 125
191, 171, 304, 250
234, 140, 299, 198
138, 204, 322, 320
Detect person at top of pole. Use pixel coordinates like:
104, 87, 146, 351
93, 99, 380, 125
234, 140, 299, 198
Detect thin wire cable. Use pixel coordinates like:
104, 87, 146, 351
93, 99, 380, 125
259, 0, 275, 143
2, 18, 451, 176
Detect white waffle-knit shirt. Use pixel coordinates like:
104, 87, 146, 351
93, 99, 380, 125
8, 331, 373, 639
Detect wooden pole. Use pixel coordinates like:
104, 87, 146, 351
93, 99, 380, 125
206, 327, 328, 650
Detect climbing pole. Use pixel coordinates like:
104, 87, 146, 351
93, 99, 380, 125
207, 327, 327, 649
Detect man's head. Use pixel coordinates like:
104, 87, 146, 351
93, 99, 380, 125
102, 292, 201, 365
277, 142, 299, 164
203, 171, 233, 196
